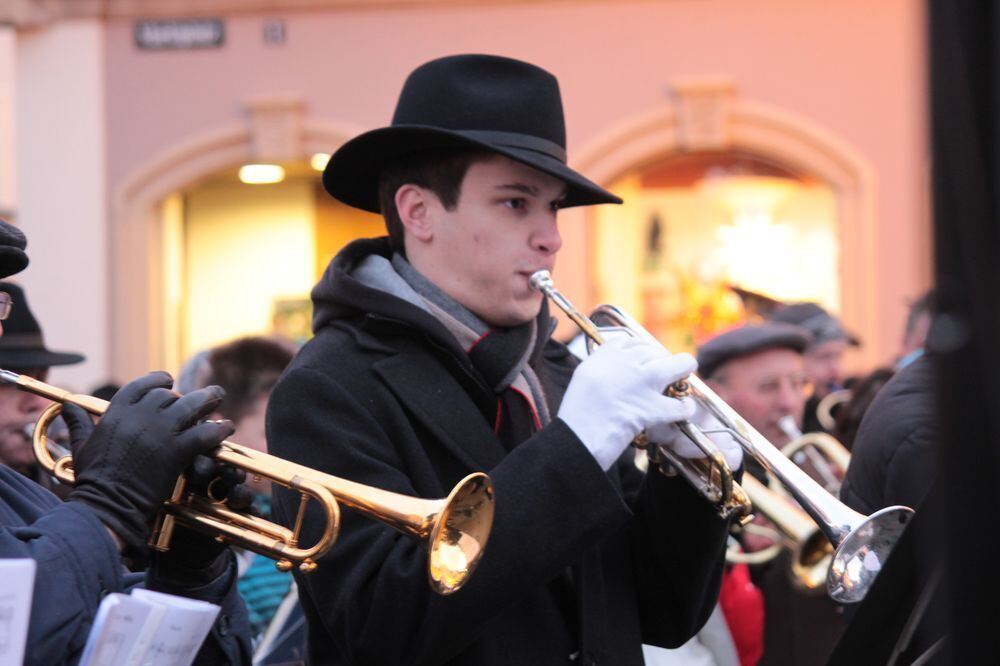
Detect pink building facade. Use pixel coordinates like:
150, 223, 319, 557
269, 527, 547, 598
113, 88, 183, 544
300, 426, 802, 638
4, 0, 928, 388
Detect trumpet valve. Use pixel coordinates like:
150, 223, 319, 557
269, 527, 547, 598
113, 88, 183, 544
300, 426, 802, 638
666, 379, 692, 398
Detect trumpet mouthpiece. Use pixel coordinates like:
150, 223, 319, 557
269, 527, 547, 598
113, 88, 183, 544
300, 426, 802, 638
0, 369, 19, 384
529, 270, 553, 292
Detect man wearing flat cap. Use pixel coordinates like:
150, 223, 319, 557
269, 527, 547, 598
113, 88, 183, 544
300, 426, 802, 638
698, 323, 813, 453
267, 54, 736, 665
698, 323, 846, 666
0, 282, 84, 493
769, 302, 860, 434
0, 218, 253, 665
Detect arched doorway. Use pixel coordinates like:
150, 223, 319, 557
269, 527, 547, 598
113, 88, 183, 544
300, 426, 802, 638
111, 105, 371, 379
562, 81, 878, 365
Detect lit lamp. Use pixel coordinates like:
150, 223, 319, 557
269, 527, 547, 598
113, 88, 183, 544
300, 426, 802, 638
239, 164, 285, 185
310, 153, 331, 171
701, 169, 801, 301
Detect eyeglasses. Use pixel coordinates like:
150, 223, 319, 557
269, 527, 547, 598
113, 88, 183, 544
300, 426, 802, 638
0, 292, 13, 321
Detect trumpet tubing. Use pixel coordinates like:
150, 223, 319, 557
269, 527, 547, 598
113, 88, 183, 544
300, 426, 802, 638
530, 270, 914, 603
739, 474, 833, 591
9, 371, 494, 595
529, 271, 750, 521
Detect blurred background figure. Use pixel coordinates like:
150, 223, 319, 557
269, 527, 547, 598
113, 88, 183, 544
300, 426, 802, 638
697, 322, 846, 666
896, 290, 934, 370
88, 381, 121, 402
840, 290, 939, 516
768, 303, 860, 435
828, 366, 895, 451
698, 323, 813, 455
199, 336, 297, 645
0, 282, 83, 495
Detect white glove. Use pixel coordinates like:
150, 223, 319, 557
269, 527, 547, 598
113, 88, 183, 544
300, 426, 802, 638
558, 336, 698, 470
645, 399, 744, 471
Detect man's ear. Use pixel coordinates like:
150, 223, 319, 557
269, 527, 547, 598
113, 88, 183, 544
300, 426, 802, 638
395, 184, 434, 242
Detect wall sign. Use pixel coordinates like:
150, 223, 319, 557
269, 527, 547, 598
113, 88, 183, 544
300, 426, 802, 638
135, 19, 225, 50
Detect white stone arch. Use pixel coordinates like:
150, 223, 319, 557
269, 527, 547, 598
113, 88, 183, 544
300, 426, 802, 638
110, 105, 359, 379
560, 81, 878, 365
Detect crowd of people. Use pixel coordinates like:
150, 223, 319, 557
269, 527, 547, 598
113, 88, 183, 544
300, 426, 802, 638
0, 53, 941, 666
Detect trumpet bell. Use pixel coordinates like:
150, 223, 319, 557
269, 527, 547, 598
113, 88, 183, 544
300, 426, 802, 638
827, 505, 913, 603
428, 473, 495, 594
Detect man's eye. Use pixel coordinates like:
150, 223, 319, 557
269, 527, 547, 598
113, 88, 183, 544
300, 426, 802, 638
550, 200, 565, 213
504, 198, 526, 210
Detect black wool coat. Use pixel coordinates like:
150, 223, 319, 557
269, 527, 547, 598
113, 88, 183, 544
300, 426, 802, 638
840, 354, 937, 514
266, 238, 730, 666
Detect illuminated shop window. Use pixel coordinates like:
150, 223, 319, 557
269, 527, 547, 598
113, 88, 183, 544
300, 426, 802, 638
592, 152, 839, 354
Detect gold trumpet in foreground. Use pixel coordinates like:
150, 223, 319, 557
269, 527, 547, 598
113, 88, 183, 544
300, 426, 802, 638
530, 270, 914, 603
4, 370, 494, 595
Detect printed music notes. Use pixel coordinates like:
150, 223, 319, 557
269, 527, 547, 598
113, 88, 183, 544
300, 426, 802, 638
79, 588, 220, 666
0, 559, 35, 665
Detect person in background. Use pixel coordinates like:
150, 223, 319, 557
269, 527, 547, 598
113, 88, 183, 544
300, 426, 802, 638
896, 291, 934, 370
830, 366, 895, 450
0, 218, 253, 665
768, 302, 860, 434
88, 381, 122, 402
697, 322, 846, 666
202, 336, 297, 642
0, 282, 83, 497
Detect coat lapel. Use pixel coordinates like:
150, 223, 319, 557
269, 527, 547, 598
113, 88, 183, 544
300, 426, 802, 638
373, 352, 508, 471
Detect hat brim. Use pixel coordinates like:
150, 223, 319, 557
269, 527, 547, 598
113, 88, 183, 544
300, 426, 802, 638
0, 348, 85, 368
323, 125, 622, 213
0, 248, 28, 281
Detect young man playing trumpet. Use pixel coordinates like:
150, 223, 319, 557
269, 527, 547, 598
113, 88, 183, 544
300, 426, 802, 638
267, 54, 741, 665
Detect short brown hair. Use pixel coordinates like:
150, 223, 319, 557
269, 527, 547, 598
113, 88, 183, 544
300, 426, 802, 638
377, 148, 493, 252
205, 336, 295, 424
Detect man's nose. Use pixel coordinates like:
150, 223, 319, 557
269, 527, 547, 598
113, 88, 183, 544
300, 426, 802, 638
531, 218, 562, 255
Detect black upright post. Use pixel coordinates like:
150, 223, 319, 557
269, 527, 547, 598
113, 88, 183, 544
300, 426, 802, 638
929, 0, 1000, 662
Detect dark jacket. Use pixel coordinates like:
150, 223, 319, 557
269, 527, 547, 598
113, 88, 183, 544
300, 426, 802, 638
840, 354, 937, 514
0, 465, 252, 666
266, 238, 730, 666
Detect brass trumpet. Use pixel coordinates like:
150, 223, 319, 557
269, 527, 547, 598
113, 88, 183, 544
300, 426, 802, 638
816, 388, 852, 432
727, 474, 834, 592
778, 415, 851, 495
530, 271, 914, 603
5, 370, 494, 595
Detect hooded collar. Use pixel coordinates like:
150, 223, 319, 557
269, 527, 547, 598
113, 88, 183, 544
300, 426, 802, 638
311, 236, 554, 373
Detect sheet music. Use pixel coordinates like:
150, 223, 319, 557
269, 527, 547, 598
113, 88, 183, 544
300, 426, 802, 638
0, 559, 36, 666
79, 588, 220, 666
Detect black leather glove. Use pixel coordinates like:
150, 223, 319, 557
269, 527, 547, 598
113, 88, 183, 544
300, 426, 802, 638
64, 372, 236, 557
149, 456, 256, 587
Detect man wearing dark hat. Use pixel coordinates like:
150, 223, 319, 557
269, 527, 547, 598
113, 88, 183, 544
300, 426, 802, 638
697, 323, 846, 666
267, 54, 735, 665
698, 323, 813, 451
769, 302, 860, 434
0, 282, 84, 492
0, 218, 252, 665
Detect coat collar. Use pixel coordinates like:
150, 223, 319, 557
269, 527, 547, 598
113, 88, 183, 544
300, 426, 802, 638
372, 348, 508, 472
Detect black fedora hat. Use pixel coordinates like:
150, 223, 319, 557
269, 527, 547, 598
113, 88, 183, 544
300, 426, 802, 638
323, 54, 623, 213
0, 282, 84, 368
0, 219, 29, 280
